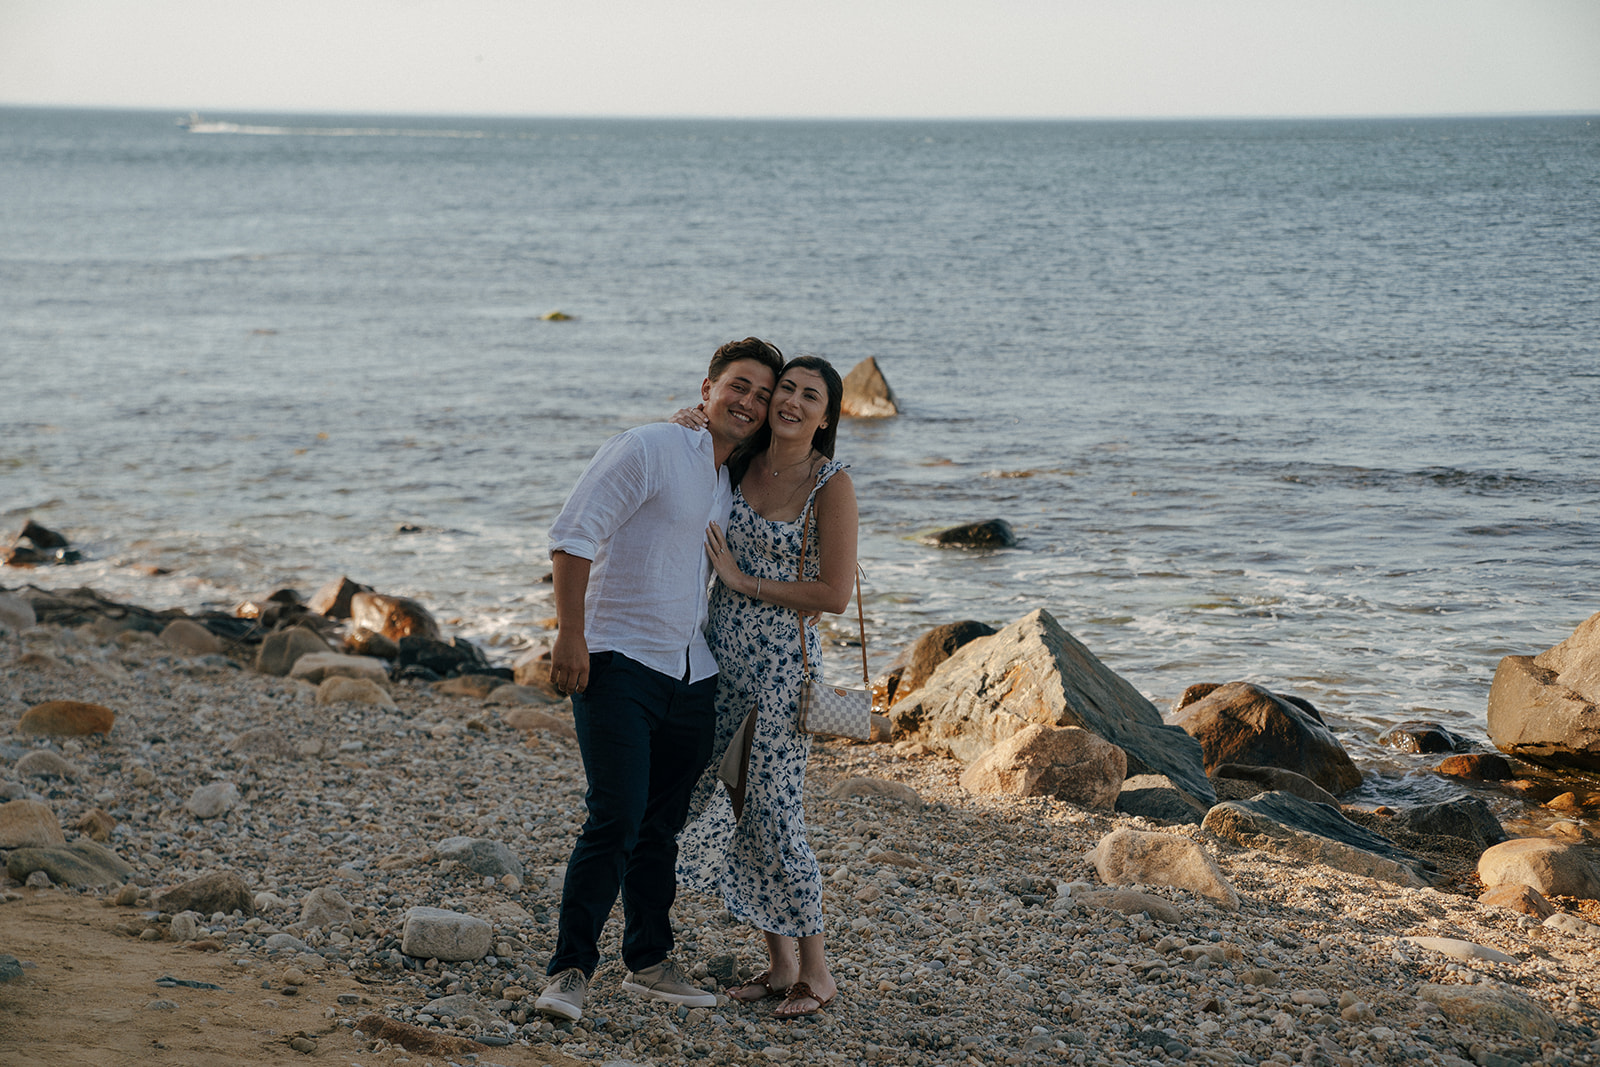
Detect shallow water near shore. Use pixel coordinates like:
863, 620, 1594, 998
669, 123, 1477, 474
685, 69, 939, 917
3, 108, 1599, 816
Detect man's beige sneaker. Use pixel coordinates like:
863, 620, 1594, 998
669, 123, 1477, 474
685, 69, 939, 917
621, 958, 717, 1007
534, 967, 587, 1021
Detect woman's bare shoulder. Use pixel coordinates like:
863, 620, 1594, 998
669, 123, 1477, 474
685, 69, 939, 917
815, 467, 856, 510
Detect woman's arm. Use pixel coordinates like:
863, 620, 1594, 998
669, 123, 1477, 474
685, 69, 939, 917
707, 471, 858, 614
666, 405, 709, 430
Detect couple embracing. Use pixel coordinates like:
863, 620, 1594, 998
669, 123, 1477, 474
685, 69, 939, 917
535, 337, 858, 1023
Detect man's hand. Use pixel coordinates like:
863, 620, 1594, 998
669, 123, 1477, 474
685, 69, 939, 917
550, 627, 590, 695
549, 550, 593, 695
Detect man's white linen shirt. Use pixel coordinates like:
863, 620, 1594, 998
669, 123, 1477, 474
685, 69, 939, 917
547, 422, 731, 684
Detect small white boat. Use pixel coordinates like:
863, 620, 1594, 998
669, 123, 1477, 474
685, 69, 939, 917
177, 112, 243, 134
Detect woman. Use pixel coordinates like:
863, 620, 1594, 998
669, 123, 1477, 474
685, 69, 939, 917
672, 354, 858, 1020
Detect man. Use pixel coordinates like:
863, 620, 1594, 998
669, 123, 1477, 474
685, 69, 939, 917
534, 337, 783, 1022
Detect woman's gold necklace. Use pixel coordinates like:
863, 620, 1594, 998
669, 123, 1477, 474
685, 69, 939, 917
766, 450, 816, 479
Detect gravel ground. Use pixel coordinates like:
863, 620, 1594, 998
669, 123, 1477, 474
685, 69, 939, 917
4, 620, 1600, 1067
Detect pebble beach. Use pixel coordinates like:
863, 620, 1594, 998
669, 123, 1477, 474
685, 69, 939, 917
3, 611, 1600, 1067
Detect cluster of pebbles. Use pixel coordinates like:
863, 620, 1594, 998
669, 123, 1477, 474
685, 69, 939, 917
4, 617, 1600, 1067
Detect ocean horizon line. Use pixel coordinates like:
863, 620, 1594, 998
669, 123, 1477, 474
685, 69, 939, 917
3, 102, 1596, 125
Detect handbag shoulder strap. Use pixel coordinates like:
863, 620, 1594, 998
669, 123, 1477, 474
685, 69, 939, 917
797, 501, 869, 687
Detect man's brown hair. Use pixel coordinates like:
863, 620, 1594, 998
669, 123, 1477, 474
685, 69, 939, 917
708, 337, 784, 383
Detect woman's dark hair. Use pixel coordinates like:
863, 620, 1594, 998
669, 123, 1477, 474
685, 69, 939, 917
727, 355, 844, 486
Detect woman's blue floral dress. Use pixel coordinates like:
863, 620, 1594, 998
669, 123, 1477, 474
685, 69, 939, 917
676, 460, 847, 938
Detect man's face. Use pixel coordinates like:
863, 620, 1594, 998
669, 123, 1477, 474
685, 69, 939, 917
702, 359, 775, 444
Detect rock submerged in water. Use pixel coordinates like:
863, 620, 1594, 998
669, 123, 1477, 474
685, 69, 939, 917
1435, 752, 1514, 781
923, 519, 1016, 548
1487, 611, 1600, 773
839, 356, 898, 417
4, 519, 82, 566
1378, 719, 1470, 754
1169, 682, 1362, 795
18, 519, 68, 549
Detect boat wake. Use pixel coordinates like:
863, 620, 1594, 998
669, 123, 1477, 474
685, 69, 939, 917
177, 112, 495, 139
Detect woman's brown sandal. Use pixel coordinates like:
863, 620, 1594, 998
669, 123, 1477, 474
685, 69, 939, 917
727, 970, 790, 1002
772, 980, 836, 1019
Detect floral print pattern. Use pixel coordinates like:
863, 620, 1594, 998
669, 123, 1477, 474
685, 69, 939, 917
676, 461, 847, 938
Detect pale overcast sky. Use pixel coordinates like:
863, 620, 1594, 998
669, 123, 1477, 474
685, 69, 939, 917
2, 0, 1596, 119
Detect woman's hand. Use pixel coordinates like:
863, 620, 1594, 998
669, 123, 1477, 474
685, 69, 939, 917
669, 404, 710, 430
705, 522, 747, 591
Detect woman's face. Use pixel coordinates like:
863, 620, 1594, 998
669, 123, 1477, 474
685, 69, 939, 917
768, 368, 830, 443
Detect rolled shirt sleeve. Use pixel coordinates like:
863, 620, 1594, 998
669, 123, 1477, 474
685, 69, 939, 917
546, 423, 730, 683
548, 430, 652, 562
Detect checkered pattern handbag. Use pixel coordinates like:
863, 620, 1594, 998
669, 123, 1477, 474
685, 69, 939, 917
794, 503, 873, 742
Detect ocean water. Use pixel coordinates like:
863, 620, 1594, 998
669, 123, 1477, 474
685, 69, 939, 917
3, 108, 1599, 812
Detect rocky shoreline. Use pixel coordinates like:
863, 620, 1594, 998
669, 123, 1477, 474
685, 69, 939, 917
3, 587, 1600, 1066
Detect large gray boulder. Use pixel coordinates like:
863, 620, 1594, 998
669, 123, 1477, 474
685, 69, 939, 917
1487, 612, 1600, 772
1202, 791, 1435, 888
889, 609, 1213, 804
1169, 682, 1362, 794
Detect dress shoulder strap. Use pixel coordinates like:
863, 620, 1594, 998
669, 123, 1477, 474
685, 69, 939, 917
805, 460, 849, 508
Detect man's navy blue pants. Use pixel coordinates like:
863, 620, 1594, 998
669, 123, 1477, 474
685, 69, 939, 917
547, 650, 717, 977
